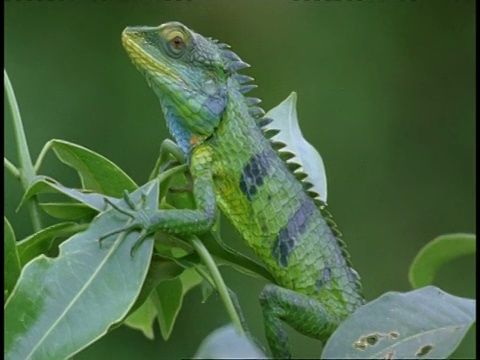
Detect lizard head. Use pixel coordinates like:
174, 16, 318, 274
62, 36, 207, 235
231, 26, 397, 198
122, 21, 254, 155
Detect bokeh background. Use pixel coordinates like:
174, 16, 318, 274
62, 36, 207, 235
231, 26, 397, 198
5, 1, 475, 359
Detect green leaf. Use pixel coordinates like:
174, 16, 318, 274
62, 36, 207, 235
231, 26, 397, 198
194, 324, 267, 359
409, 233, 476, 289
121, 256, 188, 338
263, 92, 327, 202
152, 278, 183, 341
16, 221, 83, 266
154, 267, 203, 340
19, 175, 114, 212
127, 256, 185, 316
180, 266, 204, 291
4, 217, 21, 300
39, 202, 97, 220
201, 279, 215, 303
124, 297, 157, 340
51, 139, 137, 197
4, 180, 158, 360
125, 238, 198, 337
322, 286, 476, 360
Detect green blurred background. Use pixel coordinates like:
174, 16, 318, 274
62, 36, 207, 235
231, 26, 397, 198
5, 0, 475, 358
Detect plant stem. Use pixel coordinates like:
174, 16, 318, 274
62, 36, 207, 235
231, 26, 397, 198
149, 139, 186, 181
4, 69, 43, 231
190, 236, 246, 336
4, 157, 20, 179
157, 163, 188, 184
33, 140, 54, 173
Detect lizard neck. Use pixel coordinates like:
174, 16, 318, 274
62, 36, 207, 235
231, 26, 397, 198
159, 97, 210, 161
161, 82, 258, 160
163, 107, 195, 160
214, 87, 263, 148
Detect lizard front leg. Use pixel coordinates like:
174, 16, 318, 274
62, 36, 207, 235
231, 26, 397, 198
260, 284, 339, 359
102, 146, 216, 245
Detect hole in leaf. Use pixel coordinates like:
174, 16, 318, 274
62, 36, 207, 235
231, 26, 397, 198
389, 331, 399, 339
383, 350, 394, 360
354, 332, 386, 350
353, 339, 367, 350
416, 344, 433, 357
365, 334, 380, 345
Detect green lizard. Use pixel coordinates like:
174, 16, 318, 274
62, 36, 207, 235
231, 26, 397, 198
117, 21, 364, 358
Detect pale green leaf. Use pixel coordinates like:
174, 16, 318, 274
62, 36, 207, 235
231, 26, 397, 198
16, 221, 83, 266
195, 324, 267, 359
4, 217, 21, 300
4, 180, 158, 360
322, 286, 476, 359
264, 92, 327, 202
19, 175, 114, 212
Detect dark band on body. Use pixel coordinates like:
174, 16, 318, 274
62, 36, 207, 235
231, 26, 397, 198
272, 195, 317, 267
239, 148, 276, 201
315, 266, 332, 292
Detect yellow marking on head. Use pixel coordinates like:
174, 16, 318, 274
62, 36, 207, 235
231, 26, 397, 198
121, 31, 182, 83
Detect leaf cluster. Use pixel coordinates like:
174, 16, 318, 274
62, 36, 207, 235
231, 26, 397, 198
4, 71, 475, 359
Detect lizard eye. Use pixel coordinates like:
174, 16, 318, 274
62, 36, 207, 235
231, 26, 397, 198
171, 36, 184, 48
167, 35, 186, 57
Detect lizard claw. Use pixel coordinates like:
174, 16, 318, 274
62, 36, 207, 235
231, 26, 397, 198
98, 224, 152, 257
123, 189, 137, 210
139, 191, 147, 206
99, 190, 154, 254
130, 229, 150, 257
104, 196, 136, 218
103, 189, 149, 216
98, 223, 139, 247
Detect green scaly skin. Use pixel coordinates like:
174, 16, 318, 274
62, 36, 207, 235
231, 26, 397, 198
120, 22, 364, 358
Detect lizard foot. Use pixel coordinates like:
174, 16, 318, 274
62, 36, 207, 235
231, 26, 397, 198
98, 190, 152, 256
